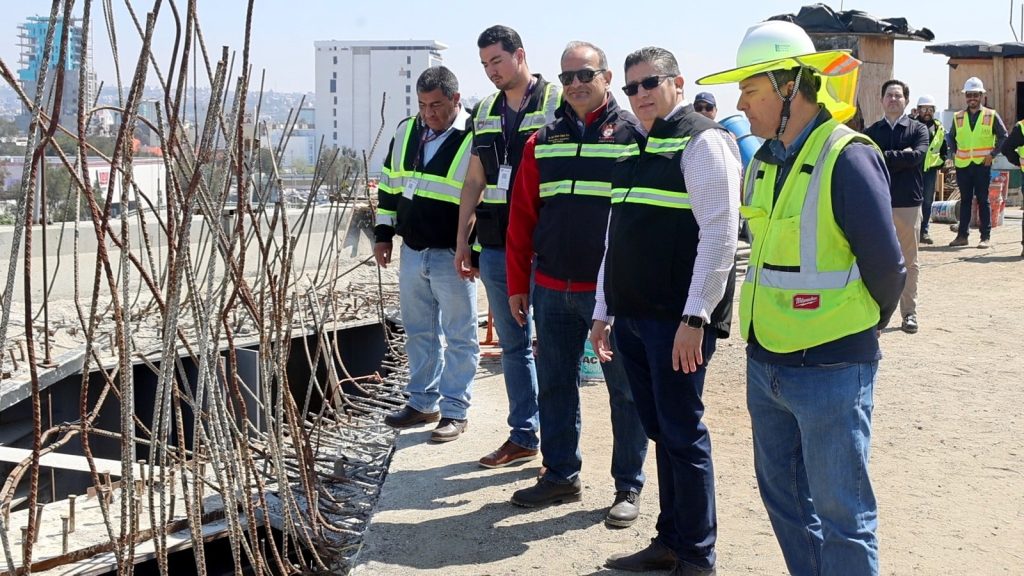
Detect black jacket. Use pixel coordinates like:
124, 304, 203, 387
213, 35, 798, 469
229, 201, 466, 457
864, 115, 930, 207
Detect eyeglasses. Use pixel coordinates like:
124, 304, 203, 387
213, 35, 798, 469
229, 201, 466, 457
558, 68, 605, 86
622, 75, 671, 96
965, 92, 983, 98
694, 103, 715, 112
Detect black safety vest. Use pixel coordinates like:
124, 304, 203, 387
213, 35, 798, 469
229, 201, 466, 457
533, 97, 642, 282
605, 105, 736, 336
471, 75, 561, 247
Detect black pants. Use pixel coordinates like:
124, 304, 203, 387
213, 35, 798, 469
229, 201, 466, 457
954, 162, 991, 240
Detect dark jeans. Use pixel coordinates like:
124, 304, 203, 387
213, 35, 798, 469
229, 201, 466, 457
613, 316, 718, 570
920, 168, 938, 235
532, 286, 647, 492
954, 163, 991, 240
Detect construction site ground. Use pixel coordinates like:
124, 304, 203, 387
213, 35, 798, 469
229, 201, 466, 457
354, 211, 1023, 576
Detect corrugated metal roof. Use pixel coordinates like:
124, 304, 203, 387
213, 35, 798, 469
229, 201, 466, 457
924, 41, 1024, 59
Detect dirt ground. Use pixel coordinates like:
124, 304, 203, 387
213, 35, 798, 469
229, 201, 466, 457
353, 212, 1023, 576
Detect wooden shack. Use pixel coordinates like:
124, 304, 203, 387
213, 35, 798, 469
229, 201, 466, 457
924, 42, 1024, 123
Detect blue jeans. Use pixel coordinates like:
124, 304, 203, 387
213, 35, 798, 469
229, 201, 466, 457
954, 163, 991, 240
478, 247, 539, 449
746, 358, 879, 576
613, 317, 717, 570
398, 244, 479, 420
920, 168, 937, 235
532, 285, 647, 492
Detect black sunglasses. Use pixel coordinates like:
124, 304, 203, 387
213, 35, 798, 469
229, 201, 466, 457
622, 75, 671, 96
558, 68, 605, 86
694, 103, 715, 112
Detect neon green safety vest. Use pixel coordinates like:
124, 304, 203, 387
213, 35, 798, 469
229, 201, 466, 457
924, 119, 945, 170
738, 120, 881, 353
1015, 119, 1024, 170
953, 108, 995, 168
376, 117, 473, 229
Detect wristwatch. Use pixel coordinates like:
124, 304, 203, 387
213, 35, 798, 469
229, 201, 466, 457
681, 315, 707, 329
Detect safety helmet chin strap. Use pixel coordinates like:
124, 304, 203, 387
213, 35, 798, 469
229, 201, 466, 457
766, 67, 805, 138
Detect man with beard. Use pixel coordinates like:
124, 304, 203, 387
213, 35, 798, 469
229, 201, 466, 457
915, 95, 947, 245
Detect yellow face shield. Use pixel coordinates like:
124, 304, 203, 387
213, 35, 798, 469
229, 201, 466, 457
697, 50, 861, 123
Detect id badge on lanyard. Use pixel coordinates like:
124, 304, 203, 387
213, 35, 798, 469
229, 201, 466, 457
497, 165, 512, 191
496, 79, 535, 194
403, 177, 418, 200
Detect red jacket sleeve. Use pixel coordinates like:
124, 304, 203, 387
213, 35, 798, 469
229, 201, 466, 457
505, 132, 542, 296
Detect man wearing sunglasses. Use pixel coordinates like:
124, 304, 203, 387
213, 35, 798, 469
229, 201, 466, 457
455, 25, 561, 471
591, 46, 740, 576
947, 77, 1007, 249
503, 41, 648, 527
693, 92, 717, 120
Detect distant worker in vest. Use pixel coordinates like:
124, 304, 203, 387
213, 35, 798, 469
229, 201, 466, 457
504, 41, 649, 526
592, 46, 740, 576
947, 76, 1007, 249
693, 92, 718, 120
375, 66, 479, 442
915, 95, 948, 245
699, 21, 905, 576
864, 79, 930, 335
454, 25, 561, 469
998, 114, 1024, 257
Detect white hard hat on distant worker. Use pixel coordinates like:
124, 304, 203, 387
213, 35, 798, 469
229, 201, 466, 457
916, 94, 937, 108
697, 20, 862, 131
962, 77, 986, 93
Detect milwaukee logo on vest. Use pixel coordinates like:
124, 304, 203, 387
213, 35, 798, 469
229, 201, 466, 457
792, 294, 821, 310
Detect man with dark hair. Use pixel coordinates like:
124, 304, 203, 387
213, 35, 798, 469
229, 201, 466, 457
947, 77, 1007, 249
376, 66, 479, 442
592, 45, 740, 576
865, 79, 930, 335
504, 40, 648, 527
699, 21, 905, 576
454, 26, 561, 470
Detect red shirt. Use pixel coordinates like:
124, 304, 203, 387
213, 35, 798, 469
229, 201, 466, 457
505, 101, 609, 295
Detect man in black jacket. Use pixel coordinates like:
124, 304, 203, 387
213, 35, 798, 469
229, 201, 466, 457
375, 66, 479, 442
865, 79, 930, 334
999, 118, 1024, 258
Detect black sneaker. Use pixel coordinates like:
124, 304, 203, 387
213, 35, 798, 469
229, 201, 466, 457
510, 477, 582, 508
605, 490, 640, 528
902, 314, 919, 334
430, 418, 468, 442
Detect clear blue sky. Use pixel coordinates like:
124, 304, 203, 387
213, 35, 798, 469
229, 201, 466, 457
2, 0, 1020, 119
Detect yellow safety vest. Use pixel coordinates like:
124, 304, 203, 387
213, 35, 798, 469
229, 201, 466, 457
1015, 119, 1024, 170
738, 120, 880, 353
953, 108, 995, 168
925, 119, 945, 170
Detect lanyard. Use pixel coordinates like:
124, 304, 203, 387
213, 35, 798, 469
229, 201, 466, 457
414, 122, 444, 171
499, 77, 537, 164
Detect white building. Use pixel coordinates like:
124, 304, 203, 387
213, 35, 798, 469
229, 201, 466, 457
314, 40, 445, 175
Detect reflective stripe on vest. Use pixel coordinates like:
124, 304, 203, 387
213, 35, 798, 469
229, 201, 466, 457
539, 179, 612, 198
473, 83, 562, 135
384, 118, 472, 205
375, 208, 397, 227
925, 120, 946, 170
534, 142, 632, 159
609, 137, 692, 208
1017, 120, 1024, 171
953, 109, 995, 167
739, 121, 880, 352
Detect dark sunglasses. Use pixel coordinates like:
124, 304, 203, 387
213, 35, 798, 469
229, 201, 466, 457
622, 75, 671, 96
558, 68, 605, 85
694, 103, 715, 112
965, 92, 983, 98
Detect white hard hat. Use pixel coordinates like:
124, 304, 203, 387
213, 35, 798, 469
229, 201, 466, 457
962, 77, 986, 93
916, 95, 937, 107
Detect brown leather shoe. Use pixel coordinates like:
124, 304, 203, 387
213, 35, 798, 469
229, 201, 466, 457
479, 441, 538, 468
384, 405, 440, 429
605, 538, 677, 572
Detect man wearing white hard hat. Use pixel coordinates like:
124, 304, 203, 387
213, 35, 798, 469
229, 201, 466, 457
946, 77, 1007, 249
698, 20, 905, 576
915, 94, 947, 245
